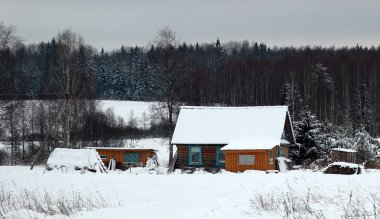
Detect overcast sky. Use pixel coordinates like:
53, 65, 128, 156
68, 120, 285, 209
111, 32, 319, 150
1, 0, 379, 51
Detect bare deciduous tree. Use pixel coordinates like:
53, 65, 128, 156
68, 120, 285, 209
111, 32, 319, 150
0, 22, 21, 51
152, 26, 184, 164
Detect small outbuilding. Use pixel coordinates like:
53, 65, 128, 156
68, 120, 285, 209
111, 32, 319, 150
88, 147, 156, 170
331, 148, 357, 163
46, 148, 107, 173
171, 106, 296, 172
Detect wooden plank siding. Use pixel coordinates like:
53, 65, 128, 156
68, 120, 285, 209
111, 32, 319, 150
225, 150, 274, 172
225, 146, 289, 172
176, 145, 224, 169
95, 149, 155, 169
95, 149, 124, 169
331, 150, 356, 163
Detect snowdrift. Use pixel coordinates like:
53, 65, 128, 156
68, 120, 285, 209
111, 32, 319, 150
46, 148, 107, 173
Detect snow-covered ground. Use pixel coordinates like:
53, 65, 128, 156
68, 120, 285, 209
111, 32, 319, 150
99, 100, 157, 128
1, 166, 380, 219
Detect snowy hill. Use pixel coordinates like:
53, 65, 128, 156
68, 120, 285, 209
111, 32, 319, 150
99, 100, 158, 129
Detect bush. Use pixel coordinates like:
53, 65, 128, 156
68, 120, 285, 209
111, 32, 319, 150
251, 185, 380, 218
0, 185, 120, 217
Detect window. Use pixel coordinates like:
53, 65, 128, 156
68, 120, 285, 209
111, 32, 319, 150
279, 147, 284, 157
269, 152, 273, 164
239, 155, 255, 165
189, 145, 202, 165
216, 147, 225, 165
125, 153, 141, 162
100, 155, 107, 160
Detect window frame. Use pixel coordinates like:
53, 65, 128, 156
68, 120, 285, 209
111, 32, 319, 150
216, 146, 225, 166
188, 145, 202, 165
238, 155, 255, 165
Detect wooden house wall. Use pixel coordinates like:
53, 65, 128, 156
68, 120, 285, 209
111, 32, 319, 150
175, 144, 290, 172
96, 149, 124, 169
176, 145, 222, 168
225, 150, 274, 172
283, 145, 289, 158
284, 115, 295, 144
95, 149, 154, 169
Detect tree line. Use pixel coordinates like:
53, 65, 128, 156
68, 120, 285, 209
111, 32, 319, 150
0, 23, 379, 165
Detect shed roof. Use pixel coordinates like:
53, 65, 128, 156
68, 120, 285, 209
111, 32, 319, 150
171, 106, 294, 149
331, 148, 357, 153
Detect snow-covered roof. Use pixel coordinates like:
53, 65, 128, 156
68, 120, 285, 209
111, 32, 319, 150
87, 147, 155, 151
171, 106, 292, 149
331, 148, 357, 153
46, 148, 106, 171
280, 139, 291, 145
221, 138, 280, 150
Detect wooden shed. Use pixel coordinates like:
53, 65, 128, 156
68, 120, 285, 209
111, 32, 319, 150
331, 148, 357, 163
88, 148, 156, 170
222, 139, 290, 172
170, 106, 295, 172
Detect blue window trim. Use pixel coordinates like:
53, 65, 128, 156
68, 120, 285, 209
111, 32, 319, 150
188, 145, 202, 165
216, 146, 225, 166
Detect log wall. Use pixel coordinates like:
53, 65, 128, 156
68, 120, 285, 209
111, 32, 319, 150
176, 145, 224, 169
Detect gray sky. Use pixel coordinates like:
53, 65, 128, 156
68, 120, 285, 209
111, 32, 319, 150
1, 0, 379, 51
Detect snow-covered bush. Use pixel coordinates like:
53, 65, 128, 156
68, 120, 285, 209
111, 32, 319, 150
353, 128, 379, 162
145, 156, 157, 170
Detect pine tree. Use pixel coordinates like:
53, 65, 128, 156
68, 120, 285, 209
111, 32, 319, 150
293, 107, 324, 164
311, 63, 335, 122
352, 81, 372, 132
95, 50, 111, 98
213, 38, 226, 104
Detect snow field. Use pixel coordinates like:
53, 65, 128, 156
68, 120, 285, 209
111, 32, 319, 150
1, 166, 380, 219
99, 100, 156, 129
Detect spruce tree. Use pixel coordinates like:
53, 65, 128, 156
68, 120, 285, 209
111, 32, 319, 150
293, 106, 324, 164
352, 81, 372, 132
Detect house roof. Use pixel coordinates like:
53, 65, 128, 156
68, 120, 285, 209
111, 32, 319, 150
171, 106, 294, 149
221, 138, 280, 150
87, 147, 155, 151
